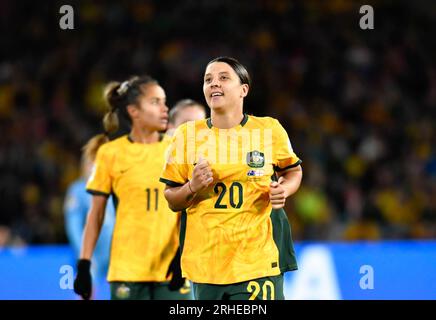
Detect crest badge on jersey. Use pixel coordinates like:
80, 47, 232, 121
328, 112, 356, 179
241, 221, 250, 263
246, 150, 264, 168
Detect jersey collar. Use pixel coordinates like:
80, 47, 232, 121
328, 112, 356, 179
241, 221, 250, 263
127, 133, 164, 143
206, 113, 249, 129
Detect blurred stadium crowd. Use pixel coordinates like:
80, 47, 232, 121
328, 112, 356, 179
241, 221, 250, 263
0, 0, 434, 245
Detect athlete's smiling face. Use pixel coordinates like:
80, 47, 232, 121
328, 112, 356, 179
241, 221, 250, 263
203, 62, 249, 112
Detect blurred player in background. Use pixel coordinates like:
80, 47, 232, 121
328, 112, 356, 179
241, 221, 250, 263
165, 98, 206, 296
64, 150, 115, 299
166, 99, 206, 137
160, 57, 303, 300
73, 75, 191, 300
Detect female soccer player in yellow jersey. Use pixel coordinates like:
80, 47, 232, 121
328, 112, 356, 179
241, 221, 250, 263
160, 57, 303, 300
73, 75, 192, 300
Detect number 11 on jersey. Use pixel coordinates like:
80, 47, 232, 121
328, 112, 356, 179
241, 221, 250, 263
145, 188, 158, 211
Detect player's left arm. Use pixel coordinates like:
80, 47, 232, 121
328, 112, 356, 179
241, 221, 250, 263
270, 166, 302, 209
269, 118, 303, 209
277, 165, 303, 197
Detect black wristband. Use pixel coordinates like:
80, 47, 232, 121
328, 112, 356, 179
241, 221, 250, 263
77, 259, 91, 273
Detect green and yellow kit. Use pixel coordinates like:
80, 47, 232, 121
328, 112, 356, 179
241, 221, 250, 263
160, 114, 301, 289
87, 134, 180, 283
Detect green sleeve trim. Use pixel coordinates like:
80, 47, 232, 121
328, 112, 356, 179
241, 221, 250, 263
159, 177, 184, 187
180, 210, 187, 255
274, 159, 302, 172
86, 189, 110, 197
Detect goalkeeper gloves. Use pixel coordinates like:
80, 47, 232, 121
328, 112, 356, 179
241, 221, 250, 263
166, 248, 185, 291
73, 259, 92, 300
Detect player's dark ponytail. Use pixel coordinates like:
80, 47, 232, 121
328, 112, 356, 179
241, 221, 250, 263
82, 81, 121, 161
102, 81, 123, 135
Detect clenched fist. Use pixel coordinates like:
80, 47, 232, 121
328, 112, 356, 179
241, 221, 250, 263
189, 157, 213, 193
269, 177, 286, 209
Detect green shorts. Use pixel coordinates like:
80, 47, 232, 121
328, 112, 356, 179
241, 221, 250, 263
192, 274, 284, 300
110, 280, 193, 300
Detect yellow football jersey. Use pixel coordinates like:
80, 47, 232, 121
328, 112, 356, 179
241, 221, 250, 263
160, 114, 301, 284
87, 134, 179, 282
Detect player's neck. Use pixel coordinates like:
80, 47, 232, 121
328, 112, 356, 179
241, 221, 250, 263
211, 107, 244, 129
129, 127, 159, 144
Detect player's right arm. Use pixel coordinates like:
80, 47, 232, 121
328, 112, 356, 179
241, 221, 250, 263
163, 158, 213, 211
79, 195, 108, 260
79, 142, 113, 258
74, 194, 107, 300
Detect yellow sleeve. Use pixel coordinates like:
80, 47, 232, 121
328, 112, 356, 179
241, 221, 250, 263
160, 124, 190, 187
273, 119, 302, 171
86, 144, 112, 196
